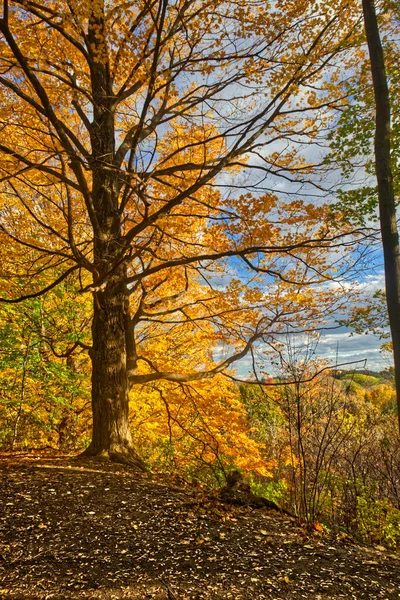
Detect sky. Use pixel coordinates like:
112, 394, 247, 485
233, 323, 391, 379
216, 131, 391, 377
316, 268, 390, 370
280, 270, 390, 374
214, 267, 391, 379
317, 330, 390, 370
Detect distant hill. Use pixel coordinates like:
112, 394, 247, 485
335, 368, 394, 385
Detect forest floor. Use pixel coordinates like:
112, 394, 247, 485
1, 454, 400, 600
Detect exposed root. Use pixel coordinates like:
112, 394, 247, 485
78, 444, 146, 471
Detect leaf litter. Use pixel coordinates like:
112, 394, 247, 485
1, 454, 400, 599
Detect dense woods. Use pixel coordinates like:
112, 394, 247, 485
1, 0, 400, 569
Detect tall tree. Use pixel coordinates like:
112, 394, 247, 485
361, 0, 400, 429
324, 1, 400, 429
0, 0, 361, 464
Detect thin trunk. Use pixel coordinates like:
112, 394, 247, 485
362, 0, 400, 432
11, 345, 29, 450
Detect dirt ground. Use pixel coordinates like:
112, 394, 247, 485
1, 454, 400, 600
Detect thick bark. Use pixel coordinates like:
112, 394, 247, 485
363, 0, 400, 431
82, 264, 145, 469
81, 4, 145, 468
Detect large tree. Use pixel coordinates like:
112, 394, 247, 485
0, 0, 361, 465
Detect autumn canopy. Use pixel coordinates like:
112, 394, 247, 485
0, 0, 363, 464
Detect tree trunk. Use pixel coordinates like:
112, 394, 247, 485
79, 3, 145, 467
82, 264, 145, 468
362, 0, 400, 432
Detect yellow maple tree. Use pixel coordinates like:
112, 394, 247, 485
0, 0, 363, 465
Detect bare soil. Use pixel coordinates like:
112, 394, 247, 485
1, 454, 400, 599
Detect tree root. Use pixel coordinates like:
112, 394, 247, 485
78, 444, 147, 471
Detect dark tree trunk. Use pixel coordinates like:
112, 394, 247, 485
82, 265, 145, 469
363, 0, 400, 431
80, 4, 145, 468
